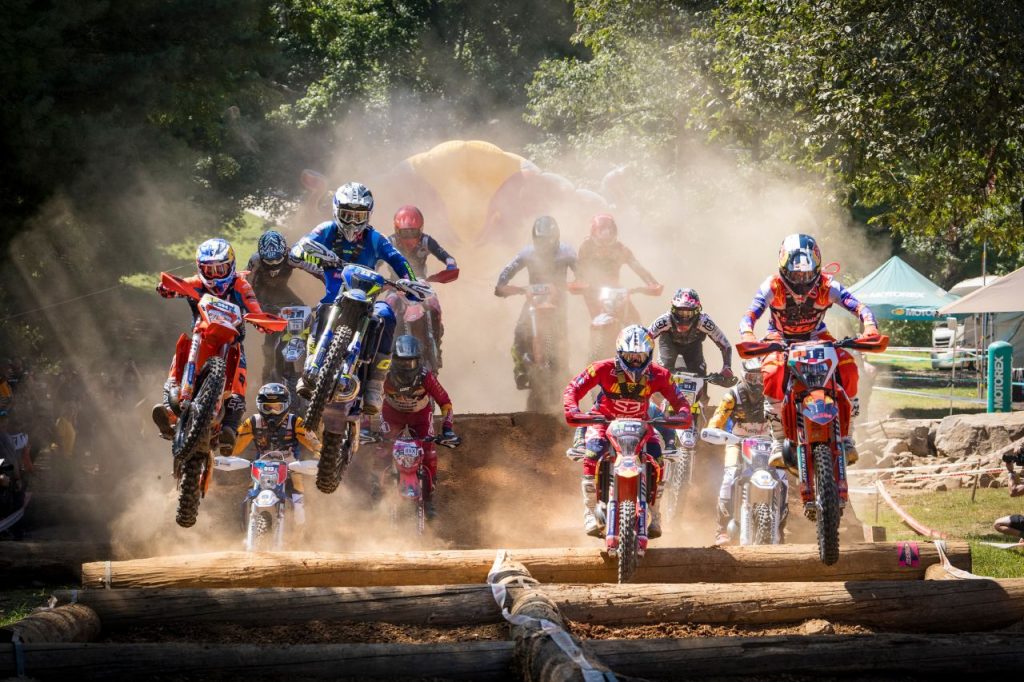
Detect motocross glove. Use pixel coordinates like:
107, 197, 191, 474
156, 283, 177, 298
861, 324, 881, 340
740, 331, 757, 344
440, 427, 461, 447
445, 258, 458, 270
720, 366, 734, 381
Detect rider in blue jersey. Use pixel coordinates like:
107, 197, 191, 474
289, 182, 420, 415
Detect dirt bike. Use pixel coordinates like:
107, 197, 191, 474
660, 370, 736, 522
274, 304, 313, 408
159, 272, 286, 528
303, 264, 429, 494
503, 283, 566, 413
570, 414, 690, 583
737, 334, 888, 564
701, 429, 788, 545
214, 451, 318, 551
371, 427, 461, 536
391, 268, 458, 374
569, 282, 662, 362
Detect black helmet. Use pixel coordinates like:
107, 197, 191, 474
257, 231, 288, 276
257, 382, 290, 426
392, 335, 422, 387
531, 215, 559, 256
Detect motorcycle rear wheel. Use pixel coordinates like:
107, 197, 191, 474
316, 427, 354, 494
304, 324, 354, 432
813, 443, 841, 565
175, 456, 204, 528
662, 449, 692, 520
617, 500, 638, 584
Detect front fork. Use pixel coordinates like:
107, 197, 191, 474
795, 410, 849, 511
605, 468, 649, 556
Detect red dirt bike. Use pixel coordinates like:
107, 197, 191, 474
568, 282, 662, 362
570, 413, 690, 583
737, 334, 888, 564
389, 268, 459, 374
159, 272, 286, 528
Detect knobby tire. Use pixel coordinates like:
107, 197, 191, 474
617, 500, 638, 584
813, 443, 841, 565
752, 502, 774, 546
316, 429, 352, 494
172, 357, 225, 461
304, 324, 354, 432
175, 457, 203, 528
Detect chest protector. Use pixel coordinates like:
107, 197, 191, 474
385, 371, 431, 412
768, 275, 833, 338
252, 413, 299, 457
729, 385, 769, 436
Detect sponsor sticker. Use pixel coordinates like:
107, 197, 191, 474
897, 541, 920, 568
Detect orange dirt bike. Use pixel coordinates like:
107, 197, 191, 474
159, 272, 286, 528
389, 268, 459, 374
570, 413, 691, 583
736, 334, 888, 564
568, 282, 662, 362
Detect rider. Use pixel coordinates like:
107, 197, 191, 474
246, 231, 303, 384
648, 288, 734, 383
739, 233, 879, 468
371, 335, 460, 519
288, 182, 423, 414
576, 214, 661, 321
386, 205, 458, 365
495, 216, 578, 390
152, 238, 267, 452
563, 325, 693, 538
706, 357, 779, 545
232, 383, 321, 527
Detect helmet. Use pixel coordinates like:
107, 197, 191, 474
196, 238, 236, 296
393, 205, 425, 251
333, 182, 374, 242
531, 215, 560, 256
741, 357, 763, 392
589, 214, 617, 246
778, 233, 822, 297
670, 288, 702, 333
615, 324, 654, 383
257, 383, 290, 427
392, 335, 422, 387
257, 231, 288, 276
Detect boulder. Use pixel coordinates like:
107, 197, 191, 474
876, 418, 937, 457
881, 439, 910, 459
934, 412, 1024, 459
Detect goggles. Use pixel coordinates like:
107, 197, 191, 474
672, 308, 699, 320
262, 255, 285, 267
620, 351, 649, 368
259, 400, 288, 416
394, 358, 419, 371
397, 228, 421, 240
336, 207, 370, 225
199, 261, 233, 279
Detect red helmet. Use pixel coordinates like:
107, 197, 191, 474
394, 205, 424, 250
590, 214, 617, 245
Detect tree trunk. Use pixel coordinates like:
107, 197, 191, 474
80, 542, 970, 588
488, 554, 618, 682
0, 642, 514, 681
58, 577, 1024, 633
2, 541, 115, 585
590, 633, 1024, 678
0, 604, 100, 643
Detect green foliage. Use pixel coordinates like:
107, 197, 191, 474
878, 320, 933, 348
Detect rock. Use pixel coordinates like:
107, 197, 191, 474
801, 619, 834, 635
934, 412, 1024, 459
930, 481, 948, 492
876, 418, 937, 456
875, 454, 896, 470
989, 479, 1004, 489
881, 439, 910, 458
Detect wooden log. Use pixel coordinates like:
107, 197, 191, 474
590, 633, 1024, 678
0, 642, 515, 681
489, 554, 617, 682
59, 578, 1024, 633
2, 542, 115, 585
0, 604, 101, 643
80, 542, 971, 588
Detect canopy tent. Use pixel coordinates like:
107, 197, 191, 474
848, 256, 959, 321
939, 265, 1024, 315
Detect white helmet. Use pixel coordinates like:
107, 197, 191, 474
333, 182, 374, 241
615, 324, 654, 382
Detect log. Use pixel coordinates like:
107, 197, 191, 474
80, 542, 971, 588
0, 642, 515, 681
590, 633, 1024, 678
2, 542, 115, 585
0, 604, 101, 643
59, 578, 1024, 633
488, 554, 618, 682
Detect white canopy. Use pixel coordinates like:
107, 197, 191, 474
939, 265, 1024, 315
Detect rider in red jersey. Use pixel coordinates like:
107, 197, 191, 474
563, 325, 692, 538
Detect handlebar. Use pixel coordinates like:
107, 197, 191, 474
736, 334, 889, 359
159, 272, 287, 333
568, 414, 692, 429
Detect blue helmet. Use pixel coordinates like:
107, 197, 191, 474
257, 230, 288, 276
196, 238, 236, 296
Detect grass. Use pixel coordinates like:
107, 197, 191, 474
0, 588, 50, 628
853, 488, 1024, 578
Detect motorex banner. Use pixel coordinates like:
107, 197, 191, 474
988, 341, 1012, 412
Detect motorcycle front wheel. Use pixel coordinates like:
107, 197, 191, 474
245, 508, 274, 551
172, 357, 225, 461
617, 499, 638, 584
316, 424, 355, 494
813, 443, 841, 565
751, 502, 774, 545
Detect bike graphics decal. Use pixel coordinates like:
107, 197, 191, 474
897, 541, 920, 568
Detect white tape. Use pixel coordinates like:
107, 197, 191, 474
487, 550, 613, 682
103, 561, 112, 589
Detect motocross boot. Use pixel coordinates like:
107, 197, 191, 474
842, 435, 859, 465
219, 394, 245, 455
512, 348, 530, 390
647, 495, 663, 539
152, 405, 175, 440
291, 493, 306, 525
565, 426, 587, 459
362, 353, 391, 416
581, 474, 603, 537
765, 397, 789, 471
715, 498, 732, 546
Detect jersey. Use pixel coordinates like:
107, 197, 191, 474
383, 369, 454, 430
649, 311, 732, 369
740, 274, 875, 339
233, 413, 320, 460
244, 253, 300, 309
707, 385, 768, 437
576, 238, 655, 288
564, 359, 691, 421
289, 222, 416, 303
495, 243, 578, 290
387, 233, 453, 279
